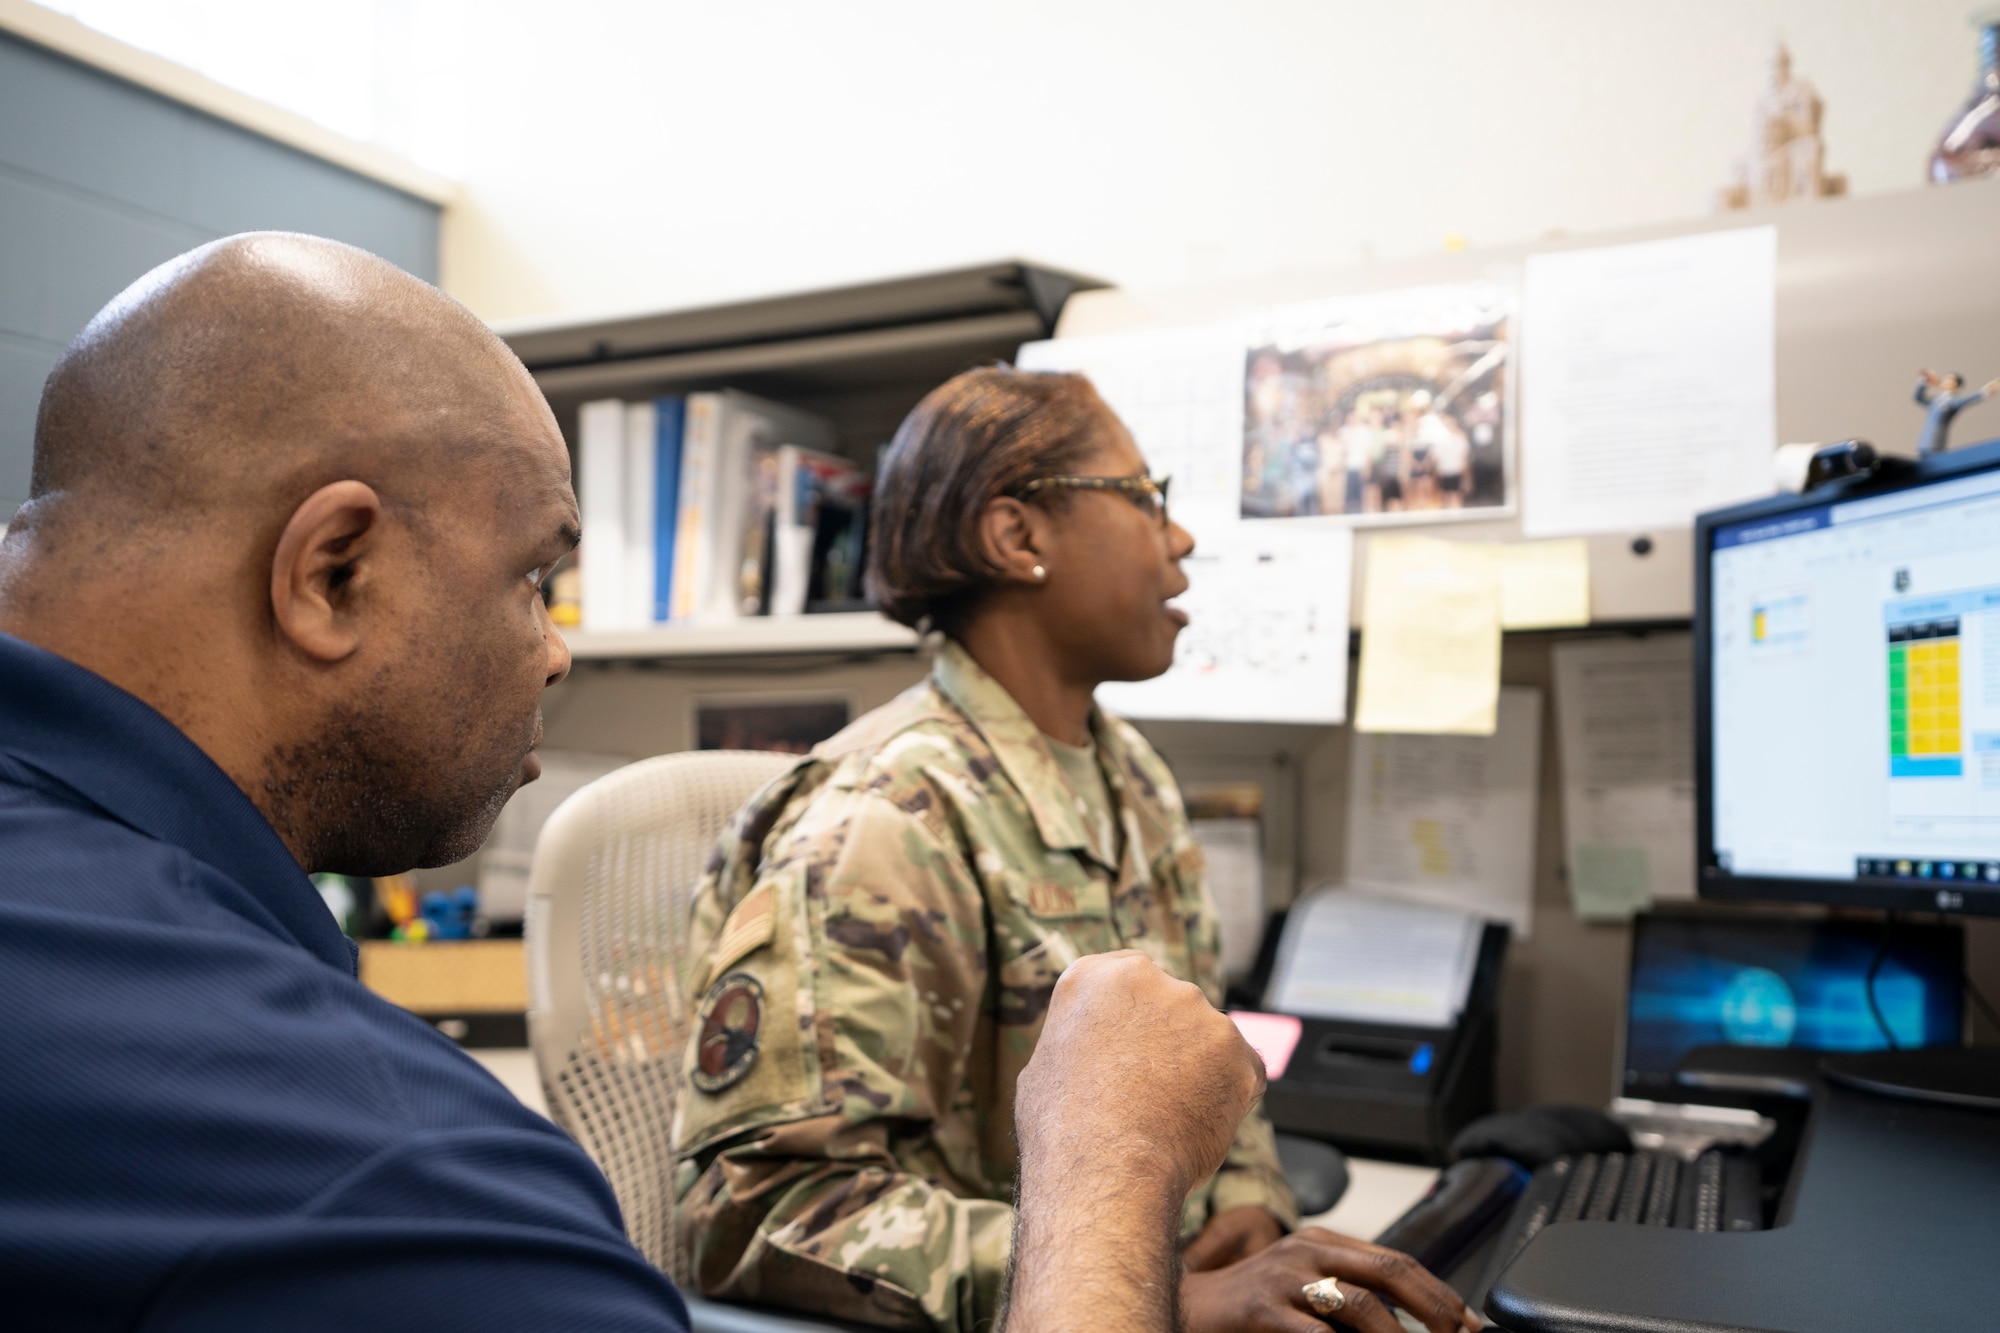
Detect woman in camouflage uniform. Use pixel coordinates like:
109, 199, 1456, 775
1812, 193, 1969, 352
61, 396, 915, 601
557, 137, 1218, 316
674, 367, 1477, 1333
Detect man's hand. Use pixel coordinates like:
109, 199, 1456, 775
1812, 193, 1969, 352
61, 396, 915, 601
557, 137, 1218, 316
1183, 1204, 1285, 1273
1000, 951, 1267, 1332
1181, 1227, 1481, 1333
1015, 950, 1266, 1198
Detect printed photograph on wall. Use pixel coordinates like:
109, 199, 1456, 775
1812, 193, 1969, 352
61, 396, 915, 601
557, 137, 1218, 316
694, 696, 851, 755
1240, 282, 1513, 522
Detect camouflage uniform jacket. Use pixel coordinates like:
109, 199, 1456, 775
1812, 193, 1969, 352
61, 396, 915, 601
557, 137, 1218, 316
672, 640, 1297, 1331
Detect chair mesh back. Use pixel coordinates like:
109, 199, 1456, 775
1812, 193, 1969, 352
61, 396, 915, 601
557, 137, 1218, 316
524, 749, 795, 1280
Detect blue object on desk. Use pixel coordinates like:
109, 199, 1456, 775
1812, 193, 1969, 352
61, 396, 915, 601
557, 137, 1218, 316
421, 884, 481, 940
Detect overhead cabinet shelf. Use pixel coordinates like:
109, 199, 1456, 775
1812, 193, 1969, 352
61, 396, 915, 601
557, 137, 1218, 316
498, 261, 1107, 443
523, 310, 1044, 400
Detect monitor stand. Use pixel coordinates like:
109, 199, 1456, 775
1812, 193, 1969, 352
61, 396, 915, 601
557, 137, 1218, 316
1820, 1048, 2000, 1111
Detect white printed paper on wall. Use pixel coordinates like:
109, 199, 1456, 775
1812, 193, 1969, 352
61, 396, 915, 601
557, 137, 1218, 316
1552, 635, 1697, 920
1096, 525, 1354, 724
1345, 687, 1543, 936
1021, 323, 1348, 723
1520, 226, 1777, 537
1016, 323, 1246, 528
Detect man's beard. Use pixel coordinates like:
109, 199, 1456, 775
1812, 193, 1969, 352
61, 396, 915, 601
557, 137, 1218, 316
260, 690, 535, 876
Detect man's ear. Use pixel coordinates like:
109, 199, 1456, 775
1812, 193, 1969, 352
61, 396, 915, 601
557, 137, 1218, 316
977, 496, 1050, 584
270, 480, 384, 662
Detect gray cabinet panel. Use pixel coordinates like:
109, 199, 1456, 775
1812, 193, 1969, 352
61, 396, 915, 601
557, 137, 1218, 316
0, 171, 207, 343
0, 36, 192, 221
0, 34, 436, 271
174, 113, 438, 260
0, 30, 441, 521
0, 339, 61, 509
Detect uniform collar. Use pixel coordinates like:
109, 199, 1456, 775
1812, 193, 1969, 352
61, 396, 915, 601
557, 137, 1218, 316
0, 631, 356, 975
932, 639, 1120, 868
1093, 714, 1181, 875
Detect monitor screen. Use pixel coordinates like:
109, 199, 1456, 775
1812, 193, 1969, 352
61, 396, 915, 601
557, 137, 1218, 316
1624, 912, 1963, 1097
1699, 439, 2000, 914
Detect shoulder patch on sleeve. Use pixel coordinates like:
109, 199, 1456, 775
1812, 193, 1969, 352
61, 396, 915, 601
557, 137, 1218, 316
704, 882, 777, 988
675, 879, 815, 1149
691, 972, 765, 1093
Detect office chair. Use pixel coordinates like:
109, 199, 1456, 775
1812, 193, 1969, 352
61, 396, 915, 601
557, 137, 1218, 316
523, 749, 1345, 1330
525, 748, 872, 1332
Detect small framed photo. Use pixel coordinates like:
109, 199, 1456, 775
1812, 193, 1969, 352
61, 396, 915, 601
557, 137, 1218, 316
1241, 281, 1514, 524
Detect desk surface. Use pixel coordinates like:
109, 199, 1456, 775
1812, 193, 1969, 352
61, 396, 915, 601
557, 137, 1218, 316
1304, 1157, 1438, 1238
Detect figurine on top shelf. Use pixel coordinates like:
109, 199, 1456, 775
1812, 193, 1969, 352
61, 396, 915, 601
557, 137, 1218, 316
1716, 42, 1848, 211
1914, 370, 2000, 456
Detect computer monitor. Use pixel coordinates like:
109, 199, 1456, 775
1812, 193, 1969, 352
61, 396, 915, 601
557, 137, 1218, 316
1622, 910, 1964, 1099
1696, 437, 2000, 1107
1696, 436, 2000, 917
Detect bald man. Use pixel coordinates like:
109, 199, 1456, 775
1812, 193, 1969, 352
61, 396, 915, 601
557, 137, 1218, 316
0, 235, 1270, 1332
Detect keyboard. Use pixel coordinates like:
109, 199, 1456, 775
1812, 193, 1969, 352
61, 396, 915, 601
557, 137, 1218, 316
1478, 1149, 1763, 1296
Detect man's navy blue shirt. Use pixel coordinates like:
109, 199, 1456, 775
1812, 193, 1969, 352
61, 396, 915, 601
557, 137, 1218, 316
0, 633, 689, 1331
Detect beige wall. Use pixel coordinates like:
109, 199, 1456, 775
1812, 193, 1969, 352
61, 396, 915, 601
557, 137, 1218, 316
440, 0, 1985, 324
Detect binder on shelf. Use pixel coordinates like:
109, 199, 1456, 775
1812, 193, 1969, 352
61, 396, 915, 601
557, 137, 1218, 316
622, 400, 657, 630
577, 399, 627, 633
669, 394, 719, 622
652, 397, 684, 623
696, 390, 836, 622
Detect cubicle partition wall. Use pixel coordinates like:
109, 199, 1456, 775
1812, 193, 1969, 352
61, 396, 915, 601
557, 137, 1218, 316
1047, 181, 2000, 1110
0, 27, 441, 520
491, 186, 2000, 1112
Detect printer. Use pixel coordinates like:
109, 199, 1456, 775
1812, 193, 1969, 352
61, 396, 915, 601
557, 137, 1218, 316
1236, 890, 1509, 1164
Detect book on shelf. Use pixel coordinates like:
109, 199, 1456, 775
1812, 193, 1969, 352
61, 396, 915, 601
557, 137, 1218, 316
577, 399, 627, 633
622, 399, 657, 630
651, 398, 685, 623
573, 389, 867, 631
577, 395, 682, 631
780, 443, 874, 614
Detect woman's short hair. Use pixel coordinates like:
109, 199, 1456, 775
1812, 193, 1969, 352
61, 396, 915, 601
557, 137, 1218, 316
867, 364, 1109, 637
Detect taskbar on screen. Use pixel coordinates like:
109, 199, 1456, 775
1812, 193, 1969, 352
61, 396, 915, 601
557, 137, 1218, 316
1855, 855, 2000, 885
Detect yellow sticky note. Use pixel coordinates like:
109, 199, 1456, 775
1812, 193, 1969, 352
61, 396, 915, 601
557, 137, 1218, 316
1355, 536, 1502, 735
1499, 540, 1591, 629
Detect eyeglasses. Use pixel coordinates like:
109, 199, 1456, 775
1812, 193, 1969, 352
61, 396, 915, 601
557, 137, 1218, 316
1017, 474, 1172, 526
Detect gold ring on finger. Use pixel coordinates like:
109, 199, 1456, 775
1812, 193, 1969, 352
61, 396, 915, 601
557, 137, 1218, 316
1302, 1276, 1346, 1317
